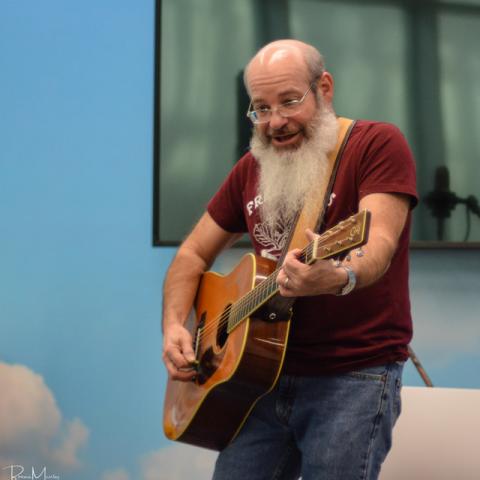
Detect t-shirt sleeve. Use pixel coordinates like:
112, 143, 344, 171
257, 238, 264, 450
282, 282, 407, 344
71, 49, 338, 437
207, 154, 251, 233
358, 123, 418, 208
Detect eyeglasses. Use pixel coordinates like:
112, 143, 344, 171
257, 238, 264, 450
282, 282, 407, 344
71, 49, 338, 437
246, 84, 314, 125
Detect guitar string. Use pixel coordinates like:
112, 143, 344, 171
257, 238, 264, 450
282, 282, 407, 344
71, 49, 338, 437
195, 243, 312, 342
196, 218, 360, 342
195, 233, 327, 341
196, 264, 284, 341
196, 217, 360, 342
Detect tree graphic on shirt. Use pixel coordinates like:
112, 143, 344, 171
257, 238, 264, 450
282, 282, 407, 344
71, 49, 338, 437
252, 215, 293, 259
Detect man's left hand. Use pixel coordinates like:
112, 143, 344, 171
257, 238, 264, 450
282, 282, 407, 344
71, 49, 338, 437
276, 229, 347, 297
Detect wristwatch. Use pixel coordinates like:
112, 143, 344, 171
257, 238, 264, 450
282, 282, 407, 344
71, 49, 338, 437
336, 265, 356, 296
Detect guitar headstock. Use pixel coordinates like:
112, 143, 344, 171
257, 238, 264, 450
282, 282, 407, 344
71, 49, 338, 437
308, 210, 371, 262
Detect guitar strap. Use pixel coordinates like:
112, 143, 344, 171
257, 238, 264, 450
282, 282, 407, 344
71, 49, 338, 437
279, 116, 356, 262
264, 117, 356, 321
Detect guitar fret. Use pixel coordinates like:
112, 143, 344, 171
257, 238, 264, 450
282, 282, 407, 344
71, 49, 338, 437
239, 303, 246, 325
232, 310, 239, 329
227, 305, 235, 330
269, 278, 276, 295
243, 304, 249, 317
304, 245, 311, 264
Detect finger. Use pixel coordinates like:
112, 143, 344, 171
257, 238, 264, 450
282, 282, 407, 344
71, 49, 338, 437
305, 228, 318, 241
163, 344, 191, 371
163, 327, 196, 366
278, 283, 295, 297
285, 248, 303, 261
178, 336, 196, 364
162, 349, 178, 371
281, 249, 300, 267
276, 266, 289, 285
162, 352, 177, 374
163, 352, 196, 381
276, 267, 292, 292
170, 365, 196, 381
283, 254, 307, 277
172, 363, 196, 380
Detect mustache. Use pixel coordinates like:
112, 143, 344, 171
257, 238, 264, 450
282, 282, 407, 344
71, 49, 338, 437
268, 130, 301, 142
268, 125, 301, 136
259, 127, 304, 147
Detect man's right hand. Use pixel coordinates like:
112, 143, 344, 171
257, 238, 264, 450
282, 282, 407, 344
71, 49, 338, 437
161, 213, 240, 382
162, 323, 197, 381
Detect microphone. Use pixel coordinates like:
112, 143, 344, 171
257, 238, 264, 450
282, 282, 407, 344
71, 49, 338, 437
424, 166, 458, 240
424, 166, 480, 241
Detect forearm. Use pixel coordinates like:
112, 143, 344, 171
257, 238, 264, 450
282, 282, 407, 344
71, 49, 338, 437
162, 246, 208, 331
343, 227, 397, 291
162, 212, 239, 332
339, 193, 410, 292
161, 213, 238, 380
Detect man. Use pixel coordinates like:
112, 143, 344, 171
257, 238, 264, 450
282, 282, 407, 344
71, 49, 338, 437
162, 39, 417, 479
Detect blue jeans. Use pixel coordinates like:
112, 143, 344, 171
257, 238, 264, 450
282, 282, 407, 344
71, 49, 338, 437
213, 362, 403, 480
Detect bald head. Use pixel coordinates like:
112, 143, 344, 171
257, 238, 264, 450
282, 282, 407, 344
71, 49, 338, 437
244, 40, 325, 94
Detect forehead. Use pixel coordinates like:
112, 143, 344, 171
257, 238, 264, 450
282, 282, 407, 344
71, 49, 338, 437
247, 57, 310, 101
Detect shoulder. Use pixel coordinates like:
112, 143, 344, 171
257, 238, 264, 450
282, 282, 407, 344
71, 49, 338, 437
236, 150, 258, 169
344, 120, 415, 166
351, 119, 403, 134
229, 151, 259, 182
348, 120, 417, 206
350, 120, 409, 148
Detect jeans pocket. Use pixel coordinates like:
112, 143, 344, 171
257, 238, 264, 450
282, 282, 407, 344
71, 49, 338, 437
345, 364, 388, 382
394, 377, 402, 418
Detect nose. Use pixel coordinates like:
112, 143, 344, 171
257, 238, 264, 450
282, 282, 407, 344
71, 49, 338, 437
268, 109, 289, 130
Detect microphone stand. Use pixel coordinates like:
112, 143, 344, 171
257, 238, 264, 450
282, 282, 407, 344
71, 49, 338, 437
408, 345, 434, 387
424, 166, 480, 241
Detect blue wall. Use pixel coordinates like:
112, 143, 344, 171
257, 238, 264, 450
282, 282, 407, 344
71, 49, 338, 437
0, 2, 479, 480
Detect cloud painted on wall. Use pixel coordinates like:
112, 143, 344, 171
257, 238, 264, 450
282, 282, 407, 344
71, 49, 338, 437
140, 443, 217, 480
101, 468, 131, 480
0, 361, 88, 479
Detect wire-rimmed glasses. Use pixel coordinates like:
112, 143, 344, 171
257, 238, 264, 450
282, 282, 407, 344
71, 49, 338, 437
246, 84, 314, 125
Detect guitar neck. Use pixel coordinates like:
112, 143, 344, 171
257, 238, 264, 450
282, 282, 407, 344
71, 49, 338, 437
227, 210, 370, 333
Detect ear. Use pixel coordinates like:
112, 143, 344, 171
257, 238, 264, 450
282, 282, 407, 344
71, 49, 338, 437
316, 71, 334, 103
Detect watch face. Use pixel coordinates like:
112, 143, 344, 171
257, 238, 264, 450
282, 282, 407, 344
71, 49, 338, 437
340, 266, 356, 295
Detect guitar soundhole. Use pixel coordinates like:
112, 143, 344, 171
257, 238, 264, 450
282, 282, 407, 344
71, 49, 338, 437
216, 304, 231, 349
196, 347, 216, 385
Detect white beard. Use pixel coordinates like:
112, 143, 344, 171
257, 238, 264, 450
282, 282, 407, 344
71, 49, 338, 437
250, 101, 339, 228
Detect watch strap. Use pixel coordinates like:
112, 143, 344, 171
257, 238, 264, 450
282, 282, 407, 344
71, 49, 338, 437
336, 265, 356, 296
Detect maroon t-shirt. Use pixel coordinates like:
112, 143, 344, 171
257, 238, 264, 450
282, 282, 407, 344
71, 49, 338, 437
207, 120, 418, 375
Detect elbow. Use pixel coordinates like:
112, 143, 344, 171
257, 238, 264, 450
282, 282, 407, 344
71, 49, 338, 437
376, 233, 398, 279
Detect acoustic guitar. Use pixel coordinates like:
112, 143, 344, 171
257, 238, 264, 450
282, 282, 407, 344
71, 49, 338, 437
163, 210, 370, 451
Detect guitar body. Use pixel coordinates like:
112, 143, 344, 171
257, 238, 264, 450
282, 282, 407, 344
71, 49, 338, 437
163, 253, 291, 451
